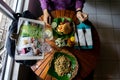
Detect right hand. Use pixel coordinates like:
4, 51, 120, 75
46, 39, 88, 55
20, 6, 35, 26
43, 9, 51, 25
76, 11, 88, 22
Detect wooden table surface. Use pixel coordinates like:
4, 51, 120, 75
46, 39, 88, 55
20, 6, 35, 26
31, 10, 100, 80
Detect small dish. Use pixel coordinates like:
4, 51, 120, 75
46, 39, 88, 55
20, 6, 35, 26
51, 17, 75, 47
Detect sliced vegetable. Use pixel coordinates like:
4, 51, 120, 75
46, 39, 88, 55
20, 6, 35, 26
55, 38, 65, 47
51, 22, 57, 29
70, 36, 75, 42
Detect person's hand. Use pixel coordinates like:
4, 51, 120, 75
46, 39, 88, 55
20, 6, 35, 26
76, 11, 88, 22
43, 9, 51, 25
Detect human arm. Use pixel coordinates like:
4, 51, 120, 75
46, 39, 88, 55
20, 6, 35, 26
39, 0, 51, 25
39, 0, 48, 10
43, 9, 51, 25
75, 0, 88, 22
76, 9, 88, 22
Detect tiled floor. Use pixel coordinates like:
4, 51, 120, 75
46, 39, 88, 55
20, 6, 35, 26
83, 0, 120, 80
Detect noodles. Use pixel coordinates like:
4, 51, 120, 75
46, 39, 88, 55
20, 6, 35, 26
54, 55, 71, 76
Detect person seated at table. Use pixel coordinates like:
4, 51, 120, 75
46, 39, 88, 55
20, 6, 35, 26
39, 0, 88, 25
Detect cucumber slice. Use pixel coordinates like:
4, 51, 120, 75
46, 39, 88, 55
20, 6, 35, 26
51, 22, 57, 29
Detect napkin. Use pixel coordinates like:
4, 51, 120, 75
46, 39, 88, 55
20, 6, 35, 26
76, 23, 93, 49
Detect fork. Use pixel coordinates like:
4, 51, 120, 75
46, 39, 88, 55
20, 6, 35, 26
82, 27, 88, 47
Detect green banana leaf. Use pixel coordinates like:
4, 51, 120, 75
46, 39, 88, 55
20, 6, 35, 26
52, 18, 74, 39
48, 52, 77, 80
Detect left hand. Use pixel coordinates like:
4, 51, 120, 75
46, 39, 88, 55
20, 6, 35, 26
76, 11, 88, 22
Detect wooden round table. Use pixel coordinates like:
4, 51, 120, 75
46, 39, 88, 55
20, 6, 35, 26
31, 10, 100, 80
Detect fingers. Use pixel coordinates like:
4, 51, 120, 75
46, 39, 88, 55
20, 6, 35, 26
80, 13, 88, 22
78, 14, 85, 22
38, 16, 44, 21
82, 13, 88, 21
44, 15, 48, 24
48, 16, 51, 25
44, 15, 51, 26
77, 12, 88, 22
38, 15, 51, 26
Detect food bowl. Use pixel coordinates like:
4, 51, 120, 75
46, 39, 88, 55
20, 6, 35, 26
51, 17, 76, 47
48, 49, 78, 80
